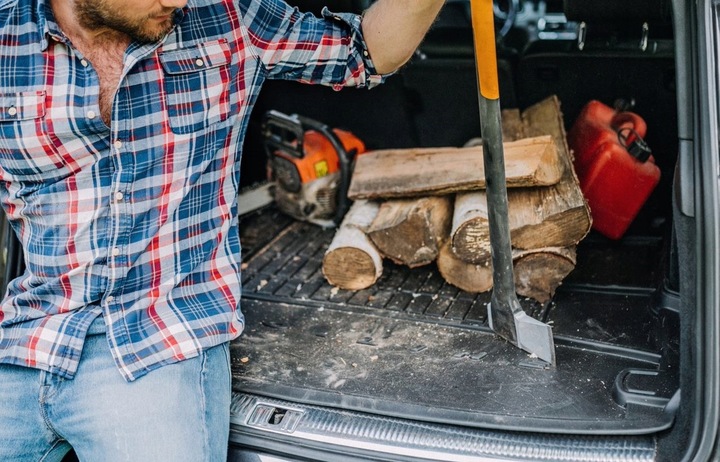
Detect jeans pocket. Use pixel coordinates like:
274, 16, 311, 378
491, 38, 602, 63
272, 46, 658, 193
159, 39, 233, 135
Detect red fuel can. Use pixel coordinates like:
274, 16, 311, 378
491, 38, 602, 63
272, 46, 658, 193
567, 100, 661, 240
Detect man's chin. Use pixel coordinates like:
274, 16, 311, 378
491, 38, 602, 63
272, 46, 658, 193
131, 23, 173, 43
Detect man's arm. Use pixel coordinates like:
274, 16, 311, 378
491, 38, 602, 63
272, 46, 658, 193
361, 0, 446, 74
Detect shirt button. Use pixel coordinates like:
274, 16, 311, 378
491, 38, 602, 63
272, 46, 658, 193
80, 59, 88, 67
106, 295, 114, 303
87, 110, 97, 120
195, 58, 204, 67
113, 140, 123, 149
7, 107, 17, 117
111, 247, 120, 257
114, 192, 124, 201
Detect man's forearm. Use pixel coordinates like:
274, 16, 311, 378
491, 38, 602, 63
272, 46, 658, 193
361, 0, 445, 74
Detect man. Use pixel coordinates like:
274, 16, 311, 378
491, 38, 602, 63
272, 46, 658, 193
0, 0, 445, 460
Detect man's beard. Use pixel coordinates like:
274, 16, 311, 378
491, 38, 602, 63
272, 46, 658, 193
75, 0, 175, 43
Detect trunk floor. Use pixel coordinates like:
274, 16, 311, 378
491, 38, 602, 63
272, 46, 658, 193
231, 208, 679, 435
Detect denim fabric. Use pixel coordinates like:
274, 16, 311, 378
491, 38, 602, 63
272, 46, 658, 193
0, 318, 231, 461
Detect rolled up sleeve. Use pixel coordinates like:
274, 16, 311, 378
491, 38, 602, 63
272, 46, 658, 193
240, 0, 389, 89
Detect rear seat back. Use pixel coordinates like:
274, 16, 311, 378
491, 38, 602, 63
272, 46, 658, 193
285, 0, 371, 15
518, 0, 674, 126
400, 0, 518, 147
563, 0, 671, 25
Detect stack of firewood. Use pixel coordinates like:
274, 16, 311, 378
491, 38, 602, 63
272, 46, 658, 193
322, 96, 592, 303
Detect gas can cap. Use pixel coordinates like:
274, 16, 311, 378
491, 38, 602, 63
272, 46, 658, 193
618, 127, 652, 162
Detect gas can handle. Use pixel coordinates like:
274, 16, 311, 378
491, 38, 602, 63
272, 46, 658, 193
611, 111, 647, 138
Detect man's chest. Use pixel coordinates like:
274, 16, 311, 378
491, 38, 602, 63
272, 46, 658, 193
75, 41, 127, 127
0, 8, 265, 184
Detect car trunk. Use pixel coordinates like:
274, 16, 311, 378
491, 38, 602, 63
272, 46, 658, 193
228, 1, 693, 458
232, 204, 679, 433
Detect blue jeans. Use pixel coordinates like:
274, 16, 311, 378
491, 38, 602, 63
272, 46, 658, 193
0, 318, 231, 461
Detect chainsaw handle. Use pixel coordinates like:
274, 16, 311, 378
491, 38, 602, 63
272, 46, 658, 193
295, 115, 353, 225
262, 110, 306, 159
262, 110, 353, 226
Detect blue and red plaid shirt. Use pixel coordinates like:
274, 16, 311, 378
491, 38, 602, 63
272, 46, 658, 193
0, 0, 383, 381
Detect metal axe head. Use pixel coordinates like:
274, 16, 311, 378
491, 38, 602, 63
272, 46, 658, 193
488, 297, 556, 365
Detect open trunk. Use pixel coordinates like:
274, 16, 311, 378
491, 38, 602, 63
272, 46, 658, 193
232, 205, 678, 435
227, 0, 719, 460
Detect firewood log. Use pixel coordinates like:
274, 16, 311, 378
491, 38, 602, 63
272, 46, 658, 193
450, 96, 591, 257
347, 135, 563, 200
322, 200, 383, 290
436, 242, 493, 293
513, 246, 577, 303
509, 96, 592, 249
450, 191, 491, 264
367, 196, 452, 268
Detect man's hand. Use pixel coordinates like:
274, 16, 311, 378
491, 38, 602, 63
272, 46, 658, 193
361, 0, 445, 74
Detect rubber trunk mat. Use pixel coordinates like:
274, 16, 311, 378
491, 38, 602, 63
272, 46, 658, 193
232, 210, 679, 435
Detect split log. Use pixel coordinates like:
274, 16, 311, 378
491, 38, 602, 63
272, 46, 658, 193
367, 196, 452, 268
450, 96, 592, 256
513, 246, 577, 303
462, 108, 527, 150
436, 242, 493, 293
347, 135, 563, 200
501, 108, 528, 141
322, 200, 383, 290
509, 96, 592, 249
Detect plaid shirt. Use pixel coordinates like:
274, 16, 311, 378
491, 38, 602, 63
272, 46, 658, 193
0, 0, 383, 381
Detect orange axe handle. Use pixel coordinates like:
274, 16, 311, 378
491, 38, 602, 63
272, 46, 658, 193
470, 0, 500, 100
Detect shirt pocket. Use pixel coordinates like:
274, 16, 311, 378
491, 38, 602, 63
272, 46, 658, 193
159, 39, 233, 135
0, 91, 65, 182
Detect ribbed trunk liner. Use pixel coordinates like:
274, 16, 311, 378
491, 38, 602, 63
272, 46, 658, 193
232, 208, 679, 434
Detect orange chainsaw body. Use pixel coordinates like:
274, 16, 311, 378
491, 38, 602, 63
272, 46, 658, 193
263, 111, 365, 226
273, 128, 365, 186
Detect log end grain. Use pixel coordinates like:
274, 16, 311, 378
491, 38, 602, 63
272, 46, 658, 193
367, 196, 451, 268
535, 136, 566, 185
503, 136, 564, 187
322, 200, 383, 290
323, 246, 383, 290
451, 219, 491, 264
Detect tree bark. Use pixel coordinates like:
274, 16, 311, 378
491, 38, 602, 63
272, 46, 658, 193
322, 200, 383, 290
513, 246, 577, 303
367, 196, 452, 268
436, 242, 493, 293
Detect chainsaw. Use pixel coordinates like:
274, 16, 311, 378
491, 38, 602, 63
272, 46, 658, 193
262, 110, 365, 227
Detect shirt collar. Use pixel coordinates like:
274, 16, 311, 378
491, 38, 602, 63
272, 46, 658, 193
36, 0, 54, 51
173, 6, 188, 25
